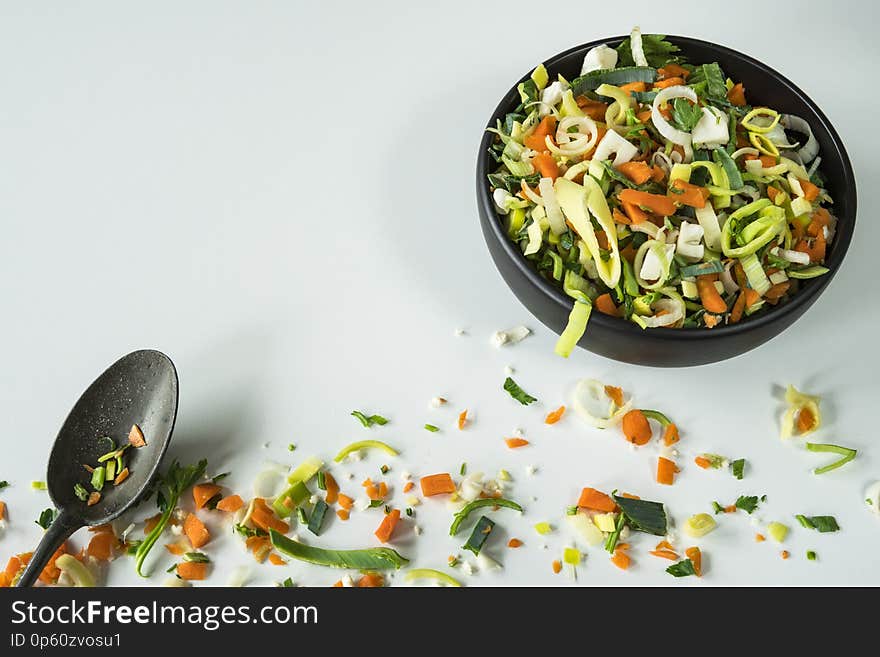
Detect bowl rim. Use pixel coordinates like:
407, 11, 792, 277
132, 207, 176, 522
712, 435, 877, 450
476, 34, 857, 342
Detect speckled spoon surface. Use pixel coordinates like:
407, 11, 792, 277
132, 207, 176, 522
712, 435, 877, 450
17, 349, 178, 587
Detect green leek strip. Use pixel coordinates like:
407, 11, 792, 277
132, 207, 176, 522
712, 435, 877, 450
501, 154, 533, 178
55, 554, 95, 587
287, 456, 324, 483
462, 516, 495, 556
679, 260, 724, 278
740, 253, 771, 295
272, 480, 311, 519
559, 89, 584, 118
571, 66, 657, 96
404, 568, 462, 587
749, 132, 778, 156
622, 258, 639, 297
546, 250, 563, 280
806, 443, 857, 475
712, 147, 743, 190
333, 440, 399, 463
788, 266, 829, 280
641, 410, 672, 426
449, 498, 523, 536
554, 298, 592, 358
269, 529, 409, 570
633, 240, 672, 290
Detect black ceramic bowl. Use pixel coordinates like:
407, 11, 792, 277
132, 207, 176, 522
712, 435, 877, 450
477, 35, 855, 367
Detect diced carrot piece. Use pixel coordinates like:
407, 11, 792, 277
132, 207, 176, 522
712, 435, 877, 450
724, 505, 737, 514
113, 467, 130, 485
505, 437, 529, 449
697, 274, 728, 314
87, 532, 118, 561
663, 423, 680, 446
216, 494, 244, 513
4, 556, 21, 580
727, 82, 747, 106
192, 483, 222, 510
128, 424, 147, 448
337, 494, 354, 510
604, 385, 624, 407
611, 550, 631, 570
617, 161, 653, 185
577, 487, 617, 512
656, 457, 677, 485
268, 553, 286, 566
755, 533, 766, 542
508, 538, 523, 548
403, 481, 414, 493
332, 580, 343, 587
143, 513, 163, 534
649, 549, 679, 561
780, 550, 790, 560
654, 76, 685, 89
552, 560, 563, 574
655, 540, 675, 551
419, 473, 456, 496
669, 179, 710, 208
183, 513, 211, 549
533, 153, 560, 181
250, 499, 290, 534
622, 409, 652, 445
458, 410, 468, 430
685, 546, 702, 576
177, 562, 208, 580
619, 81, 648, 93
759, 154, 777, 168
524, 115, 557, 152
658, 63, 690, 80
694, 456, 712, 469
0, 501, 6, 521
619, 492, 641, 500
357, 573, 384, 587
39, 544, 68, 584
594, 293, 619, 317
545, 405, 566, 425
324, 473, 339, 505
336, 508, 350, 521
619, 188, 676, 217
165, 543, 185, 556
374, 509, 401, 543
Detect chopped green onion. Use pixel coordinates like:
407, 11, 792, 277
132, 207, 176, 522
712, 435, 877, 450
287, 443, 296, 452
711, 501, 724, 515
272, 480, 311, 518
73, 483, 88, 501
183, 551, 210, 563
35, 508, 57, 529
296, 508, 308, 525
806, 442, 857, 474
31, 481, 48, 491
316, 471, 326, 490
280, 577, 295, 587
351, 411, 389, 428
424, 424, 440, 433
307, 500, 329, 536
806, 550, 817, 561
380, 464, 390, 475
90, 466, 106, 492
459, 463, 467, 476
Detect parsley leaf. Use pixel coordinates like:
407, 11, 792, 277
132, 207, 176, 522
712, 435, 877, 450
0, 481, 8, 491
351, 411, 389, 428
503, 377, 537, 405
671, 97, 702, 132
730, 458, 746, 480
795, 515, 839, 533
735, 495, 761, 514
689, 62, 727, 101
35, 508, 58, 530
666, 558, 696, 577
711, 501, 725, 515
617, 34, 682, 68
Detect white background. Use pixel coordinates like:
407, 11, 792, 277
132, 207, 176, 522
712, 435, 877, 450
0, 1, 877, 586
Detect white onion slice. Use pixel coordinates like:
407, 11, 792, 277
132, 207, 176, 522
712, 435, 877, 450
630, 26, 648, 66
637, 299, 683, 328
781, 114, 819, 163
571, 379, 631, 429
651, 86, 697, 146
592, 129, 638, 166
720, 261, 739, 295
539, 177, 566, 235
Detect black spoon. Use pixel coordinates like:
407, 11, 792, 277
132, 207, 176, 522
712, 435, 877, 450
17, 349, 178, 587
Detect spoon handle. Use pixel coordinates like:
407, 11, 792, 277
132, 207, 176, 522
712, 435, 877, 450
17, 510, 81, 587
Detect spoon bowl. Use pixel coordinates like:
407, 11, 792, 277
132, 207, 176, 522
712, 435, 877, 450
17, 349, 178, 586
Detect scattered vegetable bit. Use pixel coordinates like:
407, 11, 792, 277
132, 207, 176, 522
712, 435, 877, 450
450, 498, 523, 536
462, 516, 495, 556
730, 458, 746, 480
806, 442, 857, 474
424, 424, 440, 433
503, 377, 537, 405
270, 529, 408, 570
545, 406, 566, 424
350, 411, 389, 428
128, 424, 147, 448
684, 513, 717, 538
404, 569, 462, 587
667, 559, 697, 578
795, 515, 839, 533
333, 440, 399, 463
420, 473, 456, 497
767, 521, 789, 543
505, 437, 529, 449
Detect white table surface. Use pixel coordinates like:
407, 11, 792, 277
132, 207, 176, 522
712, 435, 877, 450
1, 0, 878, 587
